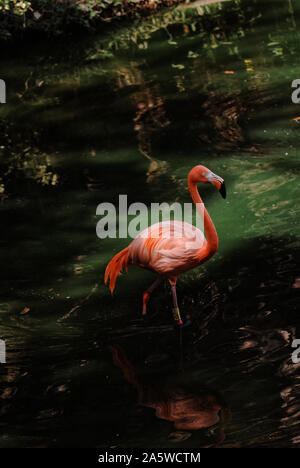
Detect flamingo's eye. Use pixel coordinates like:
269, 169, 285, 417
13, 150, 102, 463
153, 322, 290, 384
202, 171, 213, 182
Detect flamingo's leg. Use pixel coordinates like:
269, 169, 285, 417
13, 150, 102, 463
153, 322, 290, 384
171, 284, 183, 326
142, 277, 163, 316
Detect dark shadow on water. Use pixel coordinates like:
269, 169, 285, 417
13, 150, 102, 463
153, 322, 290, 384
0, 234, 299, 447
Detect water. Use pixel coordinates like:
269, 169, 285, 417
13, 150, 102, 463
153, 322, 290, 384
0, 0, 299, 448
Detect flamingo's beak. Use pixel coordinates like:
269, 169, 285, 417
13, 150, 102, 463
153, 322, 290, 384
219, 181, 226, 199
209, 172, 226, 199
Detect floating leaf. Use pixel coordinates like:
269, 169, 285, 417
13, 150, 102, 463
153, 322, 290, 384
33, 11, 42, 20
172, 64, 185, 70
187, 51, 199, 58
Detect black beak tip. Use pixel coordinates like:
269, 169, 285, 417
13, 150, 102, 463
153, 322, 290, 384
219, 182, 226, 199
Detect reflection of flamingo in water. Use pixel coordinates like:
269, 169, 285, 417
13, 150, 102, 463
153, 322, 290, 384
110, 344, 231, 447
105, 165, 226, 325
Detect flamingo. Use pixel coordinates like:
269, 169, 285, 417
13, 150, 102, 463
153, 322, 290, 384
105, 165, 226, 325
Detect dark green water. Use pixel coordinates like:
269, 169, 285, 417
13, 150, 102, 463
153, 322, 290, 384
0, 0, 299, 448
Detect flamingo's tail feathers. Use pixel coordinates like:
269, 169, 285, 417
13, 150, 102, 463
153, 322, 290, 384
105, 247, 130, 294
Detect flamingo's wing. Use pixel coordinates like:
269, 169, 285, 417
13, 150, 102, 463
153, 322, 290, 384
129, 221, 206, 274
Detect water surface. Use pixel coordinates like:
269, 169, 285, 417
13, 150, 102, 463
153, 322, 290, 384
0, 0, 299, 448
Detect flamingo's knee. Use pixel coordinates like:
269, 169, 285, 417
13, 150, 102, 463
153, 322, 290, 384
142, 291, 150, 315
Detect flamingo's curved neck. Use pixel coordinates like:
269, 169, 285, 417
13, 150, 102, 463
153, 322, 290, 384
188, 179, 218, 258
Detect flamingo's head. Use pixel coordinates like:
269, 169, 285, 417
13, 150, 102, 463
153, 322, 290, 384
188, 165, 226, 199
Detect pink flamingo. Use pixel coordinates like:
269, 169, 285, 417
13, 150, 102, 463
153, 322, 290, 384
105, 165, 226, 325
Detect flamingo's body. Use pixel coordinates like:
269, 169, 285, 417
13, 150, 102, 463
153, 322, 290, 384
105, 165, 226, 325
130, 220, 206, 276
